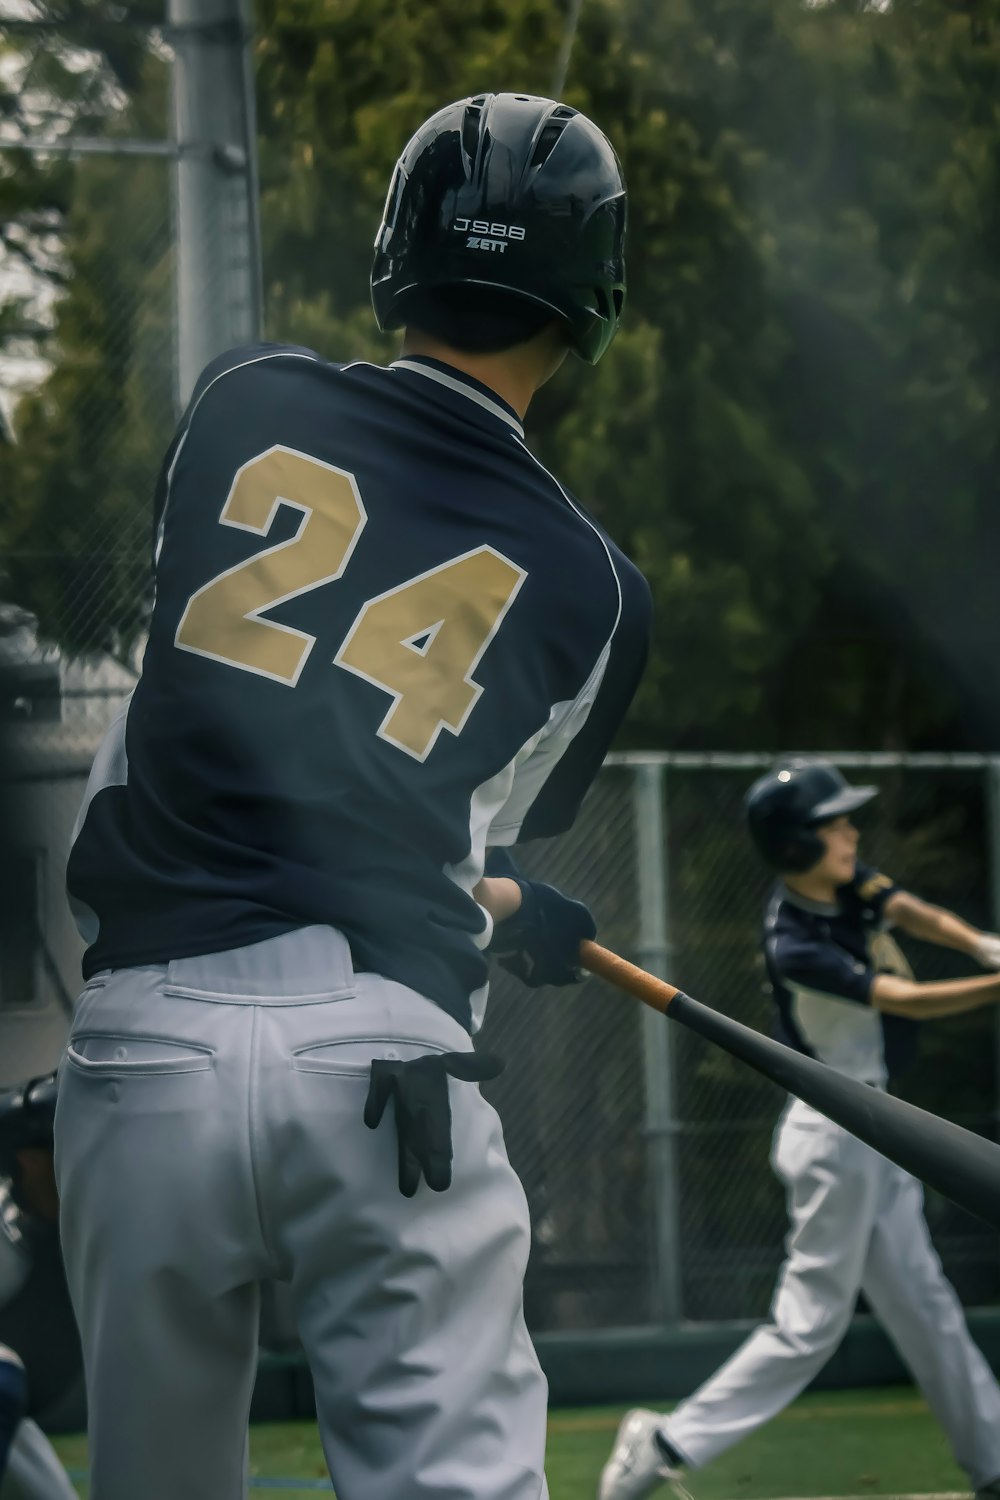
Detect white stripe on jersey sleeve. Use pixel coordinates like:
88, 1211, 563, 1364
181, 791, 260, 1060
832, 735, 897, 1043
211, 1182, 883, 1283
442, 426, 627, 889
442, 755, 515, 1032
475, 440, 625, 842
443, 684, 599, 1030
486, 640, 612, 845
68, 696, 133, 944
443, 758, 522, 954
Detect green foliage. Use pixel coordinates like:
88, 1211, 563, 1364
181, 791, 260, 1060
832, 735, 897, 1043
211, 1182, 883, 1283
1, 38, 173, 657
5, 0, 1000, 746
1, 6, 173, 657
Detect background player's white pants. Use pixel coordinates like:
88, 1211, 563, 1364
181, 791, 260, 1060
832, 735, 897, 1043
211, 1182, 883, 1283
661, 1096, 1000, 1488
53, 927, 549, 1500
0, 1421, 77, 1500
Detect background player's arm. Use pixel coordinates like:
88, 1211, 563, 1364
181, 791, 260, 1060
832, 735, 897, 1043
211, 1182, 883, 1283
884, 889, 1000, 965
777, 933, 1000, 1023
871, 969, 1000, 1019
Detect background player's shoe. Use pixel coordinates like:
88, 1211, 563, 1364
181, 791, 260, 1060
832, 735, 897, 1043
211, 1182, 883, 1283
598, 1408, 688, 1500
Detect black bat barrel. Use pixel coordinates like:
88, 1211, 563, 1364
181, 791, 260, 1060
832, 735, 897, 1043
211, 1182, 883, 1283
670, 992, 1000, 1228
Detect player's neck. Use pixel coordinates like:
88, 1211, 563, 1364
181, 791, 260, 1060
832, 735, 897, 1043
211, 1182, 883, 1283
400, 328, 568, 420
784, 869, 840, 907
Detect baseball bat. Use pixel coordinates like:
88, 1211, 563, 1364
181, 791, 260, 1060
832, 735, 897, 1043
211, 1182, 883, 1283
579, 940, 1000, 1229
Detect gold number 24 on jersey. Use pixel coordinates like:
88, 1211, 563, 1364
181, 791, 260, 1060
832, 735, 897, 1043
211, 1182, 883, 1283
174, 445, 527, 762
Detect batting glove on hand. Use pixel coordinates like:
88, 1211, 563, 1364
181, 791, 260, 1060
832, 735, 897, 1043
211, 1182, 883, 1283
973, 933, 1000, 970
489, 880, 597, 988
364, 1050, 505, 1197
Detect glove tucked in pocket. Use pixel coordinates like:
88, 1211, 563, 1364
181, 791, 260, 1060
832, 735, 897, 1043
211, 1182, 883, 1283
363, 1050, 505, 1197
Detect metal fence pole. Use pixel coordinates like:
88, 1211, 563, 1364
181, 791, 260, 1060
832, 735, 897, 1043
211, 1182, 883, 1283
633, 761, 683, 1322
987, 759, 1000, 1141
169, 0, 263, 409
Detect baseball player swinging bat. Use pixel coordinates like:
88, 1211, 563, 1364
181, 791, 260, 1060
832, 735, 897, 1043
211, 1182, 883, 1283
595, 761, 1000, 1499
581, 939, 1000, 1229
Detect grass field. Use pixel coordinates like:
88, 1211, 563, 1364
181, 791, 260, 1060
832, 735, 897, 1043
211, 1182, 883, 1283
50, 1386, 979, 1498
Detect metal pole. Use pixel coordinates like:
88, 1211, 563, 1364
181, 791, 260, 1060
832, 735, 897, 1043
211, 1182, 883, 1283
987, 760, 1000, 1143
634, 761, 683, 1322
169, 0, 262, 410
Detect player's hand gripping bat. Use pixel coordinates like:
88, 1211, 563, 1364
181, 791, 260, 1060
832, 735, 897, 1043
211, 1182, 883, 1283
579, 941, 1000, 1229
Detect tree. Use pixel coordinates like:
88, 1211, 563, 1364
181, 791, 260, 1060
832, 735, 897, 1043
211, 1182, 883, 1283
5, 0, 1000, 749
252, 0, 833, 744
0, 1, 165, 376
0, 4, 171, 657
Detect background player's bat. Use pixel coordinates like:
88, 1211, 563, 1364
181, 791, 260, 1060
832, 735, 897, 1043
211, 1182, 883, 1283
580, 940, 1000, 1229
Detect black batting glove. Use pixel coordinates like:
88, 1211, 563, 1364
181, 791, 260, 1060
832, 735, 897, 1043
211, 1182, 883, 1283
489, 879, 597, 988
364, 1050, 505, 1197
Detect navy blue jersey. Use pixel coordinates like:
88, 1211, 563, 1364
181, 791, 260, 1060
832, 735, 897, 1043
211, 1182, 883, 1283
763, 863, 917, 1085
67, 345, 651, 1030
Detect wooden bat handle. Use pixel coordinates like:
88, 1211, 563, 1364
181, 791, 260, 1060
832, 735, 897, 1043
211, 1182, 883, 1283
579, 939, 680, 1015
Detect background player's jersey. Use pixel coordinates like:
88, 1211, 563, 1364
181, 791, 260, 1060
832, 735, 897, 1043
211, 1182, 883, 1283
68, 345, 651, 1030
762, 863, 917, 1086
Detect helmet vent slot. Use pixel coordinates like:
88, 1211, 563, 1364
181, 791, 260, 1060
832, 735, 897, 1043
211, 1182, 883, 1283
593, 287, 611, 321
462, 103, 484, 167
530, 122, 565, 167
612, 288, 624, 317
552, 105, 576, 119
382, 168, 405, 234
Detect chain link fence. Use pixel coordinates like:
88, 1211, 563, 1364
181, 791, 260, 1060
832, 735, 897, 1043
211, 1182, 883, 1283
1, 0, 257, 685
0, 7, 175, 666
479, 754, 1000, 1331
12, 727, 1000, 1327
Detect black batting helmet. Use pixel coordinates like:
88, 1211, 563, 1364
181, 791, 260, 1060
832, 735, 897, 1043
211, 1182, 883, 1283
745, 759, 878, 873
371, 92, 627, 364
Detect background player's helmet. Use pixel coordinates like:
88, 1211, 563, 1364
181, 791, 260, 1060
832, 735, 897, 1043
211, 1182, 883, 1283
371, 92, 627, 364
745, 759, 879, 873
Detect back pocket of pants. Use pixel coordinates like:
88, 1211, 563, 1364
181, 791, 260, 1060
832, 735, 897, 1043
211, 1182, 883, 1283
66, 1035, 214, 1076
291, 1037, 448, 1077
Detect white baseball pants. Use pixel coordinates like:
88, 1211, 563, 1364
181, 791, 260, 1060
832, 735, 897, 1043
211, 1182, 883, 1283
0, 1420, 77, 1500
0, 1195, 76, 1500
53, 926, 548, 1500
662, 1096, 1000, 1488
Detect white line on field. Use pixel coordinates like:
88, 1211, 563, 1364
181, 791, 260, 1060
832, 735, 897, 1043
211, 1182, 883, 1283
754, 1492, 970, 1500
